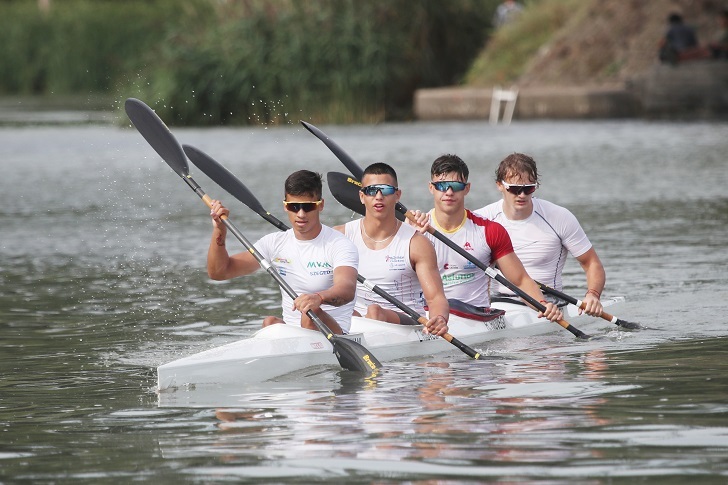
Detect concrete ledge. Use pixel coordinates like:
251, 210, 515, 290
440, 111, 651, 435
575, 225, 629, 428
415, 61, 728, 121
414, 85, 640, 120
639, 61, 728, 119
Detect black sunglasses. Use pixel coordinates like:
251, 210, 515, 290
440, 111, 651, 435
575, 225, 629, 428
283, 200, 322, 213
431, 181, 468, 193
501, 181, 537, 195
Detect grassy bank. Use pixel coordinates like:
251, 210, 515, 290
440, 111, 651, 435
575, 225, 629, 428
465, 0, 589, 86
1, 0, 499, 125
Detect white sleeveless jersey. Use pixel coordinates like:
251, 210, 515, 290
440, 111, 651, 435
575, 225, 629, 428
254, 225, 358, 332
344, 219, 425, 315
475, 198, 592, 293
424, 209, 513, 307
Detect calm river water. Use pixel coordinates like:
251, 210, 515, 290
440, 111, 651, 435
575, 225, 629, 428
1, 116, 727, 483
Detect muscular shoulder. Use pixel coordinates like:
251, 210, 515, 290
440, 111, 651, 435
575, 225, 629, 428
409, 231, 437, 263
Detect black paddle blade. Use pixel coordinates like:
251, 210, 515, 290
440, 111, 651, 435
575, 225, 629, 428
327, 171, 365, 216
301, 121, 365, 179
184, 144, 290, 232
124, 98, 189, 177
183, 145, 266, 215
327, 171, 406, 222
332, 337, 382, 372
616, 319, 642, 330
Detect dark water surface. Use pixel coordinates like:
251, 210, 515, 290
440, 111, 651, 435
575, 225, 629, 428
1, 119, 727, 483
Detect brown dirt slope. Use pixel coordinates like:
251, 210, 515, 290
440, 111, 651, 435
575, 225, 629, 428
517, 0, 726, 88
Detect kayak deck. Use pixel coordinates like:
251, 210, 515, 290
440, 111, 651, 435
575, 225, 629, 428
156, 300, 560, 391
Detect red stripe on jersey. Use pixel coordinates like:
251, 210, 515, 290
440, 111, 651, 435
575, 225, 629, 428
466, 210, 514, 262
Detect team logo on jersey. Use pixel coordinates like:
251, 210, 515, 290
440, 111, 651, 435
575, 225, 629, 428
307, 261, 333, 269
443, 262, 460, 270
463, 241, 474, 251
464, 261, 476, 269
385, 254, 406, 270
441, 273, 474, 285
273, 257, 292, 264
307, 260, 333, 276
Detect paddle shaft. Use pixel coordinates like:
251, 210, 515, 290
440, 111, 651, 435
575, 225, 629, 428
404, 211, 588, 339
536, 282, 624, 326
125, 98, 382, 373
179, 174, 346, 342
182, 144, 482, 359
355, 273, 480, 358
300, 121, 589, 338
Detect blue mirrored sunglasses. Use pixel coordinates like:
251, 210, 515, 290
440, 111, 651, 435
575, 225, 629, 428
431, 181, 468, 193
360, 184, 398, 196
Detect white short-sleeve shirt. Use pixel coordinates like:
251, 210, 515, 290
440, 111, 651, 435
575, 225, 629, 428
475, 198, 592, 293
255, 225, 358, 332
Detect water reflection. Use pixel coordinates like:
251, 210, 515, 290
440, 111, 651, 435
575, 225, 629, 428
156, 349, 635, 472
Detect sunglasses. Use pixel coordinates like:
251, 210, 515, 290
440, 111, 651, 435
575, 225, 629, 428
282, 200, 322, 213
501, 181, 537, 195
360, 184, 398, 196
431, 180, 468, 193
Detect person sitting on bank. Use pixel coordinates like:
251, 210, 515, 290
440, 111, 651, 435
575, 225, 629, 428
708, 8, 728, 60
658, 12, 705, 64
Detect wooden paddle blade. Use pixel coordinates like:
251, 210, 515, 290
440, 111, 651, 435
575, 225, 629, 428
332, 337, 382, 372
327, 171, 406, 222
300, 121, 365, 179
124, 98, 189, 177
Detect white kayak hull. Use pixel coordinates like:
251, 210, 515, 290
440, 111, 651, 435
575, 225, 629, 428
157, 300, 563, 392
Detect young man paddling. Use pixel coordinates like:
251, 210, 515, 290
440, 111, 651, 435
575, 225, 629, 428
334, 162, 450, 337
475, 153, 605, 316
208, 170, 358, 334
411, 154, 562, 321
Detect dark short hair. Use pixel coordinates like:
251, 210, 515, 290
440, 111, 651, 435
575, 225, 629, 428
362, 162, 398, 185
495, 153, 539, 184
668, 12, 683, 24
431, 154, 469, 182
284, 170, 322, 199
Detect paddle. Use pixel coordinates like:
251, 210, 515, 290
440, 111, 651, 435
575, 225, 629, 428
326, 171, 638, 331
123, 98, 381, 373
182, 144, 484, 360
300, 120, 590, 340
535, 283, 640, 329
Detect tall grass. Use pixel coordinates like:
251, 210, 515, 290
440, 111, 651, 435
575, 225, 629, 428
0, 1, 199, 95
0, 0, 498, 124
128, 0, 497, 125
465, 0, 588, 86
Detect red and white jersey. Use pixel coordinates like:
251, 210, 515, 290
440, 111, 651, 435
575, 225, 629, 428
424, 209, 513, 307
475, 198, 592, 293
255, 225, 358, 332
344, 219, 425, 315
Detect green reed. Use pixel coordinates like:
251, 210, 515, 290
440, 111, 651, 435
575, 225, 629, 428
1, 0, 495, 124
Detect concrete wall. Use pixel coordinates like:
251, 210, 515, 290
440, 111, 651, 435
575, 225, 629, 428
414, 61, 728, 121
638, 61, 728, 119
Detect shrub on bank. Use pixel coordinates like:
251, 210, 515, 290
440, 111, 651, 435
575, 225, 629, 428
0, 0, 199, 95
0, 0, 496, 124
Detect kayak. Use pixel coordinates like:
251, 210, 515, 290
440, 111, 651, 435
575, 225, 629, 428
156, 297, 622, 392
